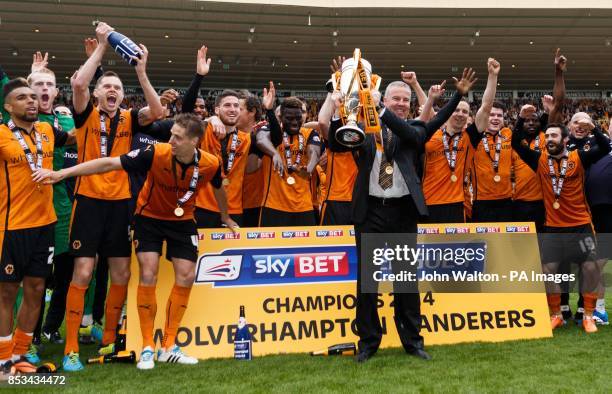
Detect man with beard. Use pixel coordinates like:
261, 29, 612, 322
62, 22, 164, 371
194, 85, 277, 228
512, 105, 610, 333
512, 49, 566, 232
257, 97, 322, 226
194, 90, 250, 227
465, 59, 513, 222
0, 78, 73, 376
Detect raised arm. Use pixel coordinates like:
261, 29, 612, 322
549, 48, 566, 124
133, 45, 164, 125
401, 71, 427, 108
317, 93, 335, 140
261, 81, 283, 147
182, 46, 210, 114
417, 80, 446, 123
71, 23, 111, 114
511, 105, 541, 171
474, 58, 500, 133
425, 68, 477, 138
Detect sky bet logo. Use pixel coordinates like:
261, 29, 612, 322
476, 226, 501, 233
506, 225, 530, 233
247, 231, 275, 239
282, 230, 309, 238
210, 232, 241, 240
445, 227, 470, 234
252, 252, 349, 278
418, 228, 440, 234
316, 230, 343, 237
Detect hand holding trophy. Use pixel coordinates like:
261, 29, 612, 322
331, 49, 382, 147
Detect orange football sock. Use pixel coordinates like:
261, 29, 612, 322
64, 283, 87, 355
102, 284, 128, 345
0, 336, 13, 363
547, 293, 561, 315
11, 328, 33, 356
582, 292, 597, 316
137, 285, 157, 349
162, 285, 192, 349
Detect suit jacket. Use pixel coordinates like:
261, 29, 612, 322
328, 92, 463, 224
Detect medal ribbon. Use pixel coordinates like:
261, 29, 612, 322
221, 132, 239, 174
172, 149, 200, 208
8, 120, 43, 172
283, 132, 304, 172
548, 155, 568, 202
442, 130, 461, 174
482, 133, 502, 174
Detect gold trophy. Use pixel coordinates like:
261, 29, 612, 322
332, 49, 382, 147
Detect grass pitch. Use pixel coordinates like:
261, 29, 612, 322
7, 302, 610, 394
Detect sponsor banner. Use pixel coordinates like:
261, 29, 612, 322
127, 224, 551, 359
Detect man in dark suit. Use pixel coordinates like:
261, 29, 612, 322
327, 69, 476, 362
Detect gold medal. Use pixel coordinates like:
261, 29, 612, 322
450, 174, 458, 183
493, 174, 501, 183
222, 178, 230, 186
174, 207, 184, 217
385, 165, 394, 175
287, 176, 296, 185
553, 201, 560, 210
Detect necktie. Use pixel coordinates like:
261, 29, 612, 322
378, 127, 393, 190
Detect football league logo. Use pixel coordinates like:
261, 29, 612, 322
195, 255, 242, 283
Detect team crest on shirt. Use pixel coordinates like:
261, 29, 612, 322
4, 264, 14, 275
568, 161, 576, 170
583, 144, 591, 151
127, 149, 140, 158
41, 133, 49, 143
72, 240, 82, 250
